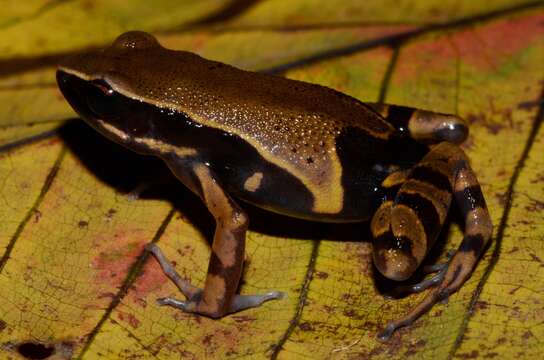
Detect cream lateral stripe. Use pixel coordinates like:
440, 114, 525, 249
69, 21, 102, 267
97, 120, 129, 140
63, 69, 343, 213
244, 172, 263, 192
133, 137, 197, 158
96, 120, 197, 158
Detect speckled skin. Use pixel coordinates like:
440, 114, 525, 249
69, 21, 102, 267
56, 32, 493, 341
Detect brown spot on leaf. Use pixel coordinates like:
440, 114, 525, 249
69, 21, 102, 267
404, 339, 426, 357
33, 210, 42, 223
522, 330, 533, 340
517, 99, 543, 110
202, 334, 213, 347
508, 246, 519, 254
474, 300, 489, 311
457, 350, 480, 359
78, 220, 88, 228
117, 310, 141, 329
105, 208, 117, 220
315, 271, 329, 279
529, 253, 542, 263
525, 197, 544, 212
299, 322, 314, 331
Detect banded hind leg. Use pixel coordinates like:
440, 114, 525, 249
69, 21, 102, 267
371, 142, 492, 341
147, 159, 283, 318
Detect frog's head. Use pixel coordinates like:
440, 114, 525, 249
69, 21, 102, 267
57, 31, 201, 155
56, 32, 165, 152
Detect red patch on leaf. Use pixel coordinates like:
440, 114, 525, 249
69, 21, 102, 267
91, 231, 146, 288
396, 12, 544, 80
449, 12, 544, 69
90, 231, 170, 301
129, 255, 170, 300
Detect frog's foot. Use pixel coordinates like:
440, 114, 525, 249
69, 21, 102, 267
157, 291, 285, 315
376, 250, 481, 342
146, 243, 284, 317
388, 251, 455, 297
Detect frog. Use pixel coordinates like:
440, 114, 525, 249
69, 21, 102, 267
56, 31, 493, 341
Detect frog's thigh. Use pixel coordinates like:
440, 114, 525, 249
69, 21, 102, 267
366, 103, 468, 144
372, 149, 454, 281
373, 142, 493, 341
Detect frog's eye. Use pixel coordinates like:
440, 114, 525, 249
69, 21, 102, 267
93, 81, 114, 96
86, 80, 121, 120
113, 31, 159, 50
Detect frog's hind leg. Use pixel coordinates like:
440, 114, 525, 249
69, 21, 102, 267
366, 103, 468, 144
371, 142, 492, 341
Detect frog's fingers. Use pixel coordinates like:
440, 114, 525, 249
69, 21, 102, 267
366, 103, 468, 144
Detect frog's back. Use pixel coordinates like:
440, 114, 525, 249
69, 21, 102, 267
97, 43, 394, 216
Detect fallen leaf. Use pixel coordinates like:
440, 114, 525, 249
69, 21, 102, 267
0, 1, 542, 359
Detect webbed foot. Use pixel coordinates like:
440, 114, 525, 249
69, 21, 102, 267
376, 250, 478, 342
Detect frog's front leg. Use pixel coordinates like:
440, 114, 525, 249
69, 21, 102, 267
149, 158, 283, 318
371, 142, 492, 341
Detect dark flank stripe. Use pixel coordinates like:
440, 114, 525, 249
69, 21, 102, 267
373, 232, 414, 257
459, 234, 486, 255
396, 192, 440, 245
455, 185, 487, 215
385, 105, 415, 136
410, 165, 452, 193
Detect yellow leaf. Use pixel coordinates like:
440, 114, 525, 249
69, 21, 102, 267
0, 1, 542, 359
